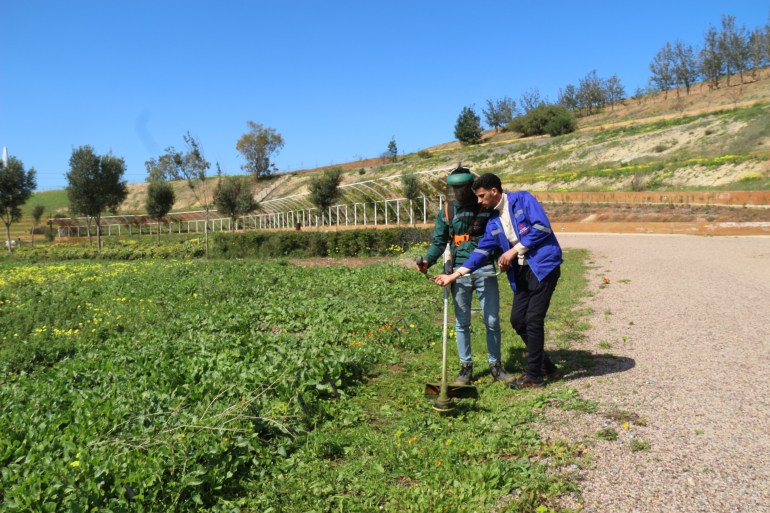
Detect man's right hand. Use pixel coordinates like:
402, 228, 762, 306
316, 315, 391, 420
498, 248, 518, 272
415, 256, 429, 273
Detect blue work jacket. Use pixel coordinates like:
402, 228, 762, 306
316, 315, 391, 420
461, 191, 563, 292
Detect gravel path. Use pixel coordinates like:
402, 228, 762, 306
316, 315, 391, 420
554, 233, 770, 513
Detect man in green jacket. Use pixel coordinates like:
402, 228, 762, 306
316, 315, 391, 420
417, 166, 515, 385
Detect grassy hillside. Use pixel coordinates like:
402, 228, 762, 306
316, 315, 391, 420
6, 69, 770, 243
222, 71, 770, 208
21, 189, 70, 217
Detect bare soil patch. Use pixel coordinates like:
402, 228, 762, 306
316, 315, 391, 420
545, 199, 770, 236
289, 257, 391, 267
536, 190, 770, 206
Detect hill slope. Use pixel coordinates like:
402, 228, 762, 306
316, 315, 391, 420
10, 70, 770, 242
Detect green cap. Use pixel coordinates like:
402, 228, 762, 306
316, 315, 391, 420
446, 167, 473, 186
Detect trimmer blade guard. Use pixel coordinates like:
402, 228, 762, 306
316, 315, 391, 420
423, 383, 479, 399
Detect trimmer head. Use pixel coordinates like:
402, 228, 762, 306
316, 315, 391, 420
432, 397, 456, 412
423, 383, 479, 400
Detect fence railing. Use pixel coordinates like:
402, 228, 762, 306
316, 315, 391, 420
53, 195, 444, 239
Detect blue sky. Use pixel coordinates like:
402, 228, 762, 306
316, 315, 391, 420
2, 1, 768, 191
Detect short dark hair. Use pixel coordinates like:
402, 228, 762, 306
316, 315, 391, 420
472, 173, 502, 192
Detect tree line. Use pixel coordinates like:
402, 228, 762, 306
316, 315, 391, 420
648, 14, 770, 97
455, 11, 770, 145
0, 121, 285, 255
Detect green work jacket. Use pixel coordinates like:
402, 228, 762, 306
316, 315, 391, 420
424, 201, 495, 268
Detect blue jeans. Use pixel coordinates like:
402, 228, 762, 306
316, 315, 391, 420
451, 264, 502, 365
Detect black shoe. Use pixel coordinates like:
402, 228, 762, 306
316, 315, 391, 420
489, 362, 516, 384
509, 374, 545, 389
543, 366, 564, 381
453, 363, 473, 386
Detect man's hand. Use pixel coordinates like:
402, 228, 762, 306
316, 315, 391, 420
431, 273, 458, 287
415, 256, 429, 274
498, 248, 518, 272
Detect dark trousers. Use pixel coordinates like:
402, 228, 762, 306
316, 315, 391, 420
510, 264, 561, 379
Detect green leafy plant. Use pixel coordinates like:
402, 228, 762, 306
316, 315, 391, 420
598, 340, 613, 349
596, 428, 618, 441
0, 248, 593, 512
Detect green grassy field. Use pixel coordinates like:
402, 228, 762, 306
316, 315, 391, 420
0, 248, 593, 512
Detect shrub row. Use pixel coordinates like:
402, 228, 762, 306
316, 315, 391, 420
2, 238, 206, 261
213, 227, 432, 258
2, 228, 432, 262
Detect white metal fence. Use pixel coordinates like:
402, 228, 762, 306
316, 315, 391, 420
55, 195, 445, 238
55, 166, 455, 238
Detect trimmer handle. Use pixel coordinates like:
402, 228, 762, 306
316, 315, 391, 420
415, 256, 429, 274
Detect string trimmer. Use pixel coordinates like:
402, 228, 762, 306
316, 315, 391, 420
416, 251, 479, 412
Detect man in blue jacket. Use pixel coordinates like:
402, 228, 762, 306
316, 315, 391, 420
432, 173, 563, 389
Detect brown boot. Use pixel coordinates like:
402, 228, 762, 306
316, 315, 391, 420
509, 374, 545, 389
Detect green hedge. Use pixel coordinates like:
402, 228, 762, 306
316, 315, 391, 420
2, 238, 206, 262
1, 228, 433, 262
213, 227, 432, 258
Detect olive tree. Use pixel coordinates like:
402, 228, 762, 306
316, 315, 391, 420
649, 43, 675, 98
748, 27, 768, 80
605, 74, 625, 110
308, 167, 343, 224
672, 41, 699, 96
483, 97, 516, 132
518, 88, 544, 114
700, 26, 724, 89
147, 132, 213, 254
66, 146, 127, 253
145, 181, 176, 244
577, 70, 606, 113
401, 172, 421, 225
719, 14, 750, 86
31, 205, 45, 247
558, 84, 579, 112
236, 121, 285, 179
0, 155, 36, 254
213, 175, 258, 230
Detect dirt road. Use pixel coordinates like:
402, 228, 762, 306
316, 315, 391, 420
555, 233, 770, 513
